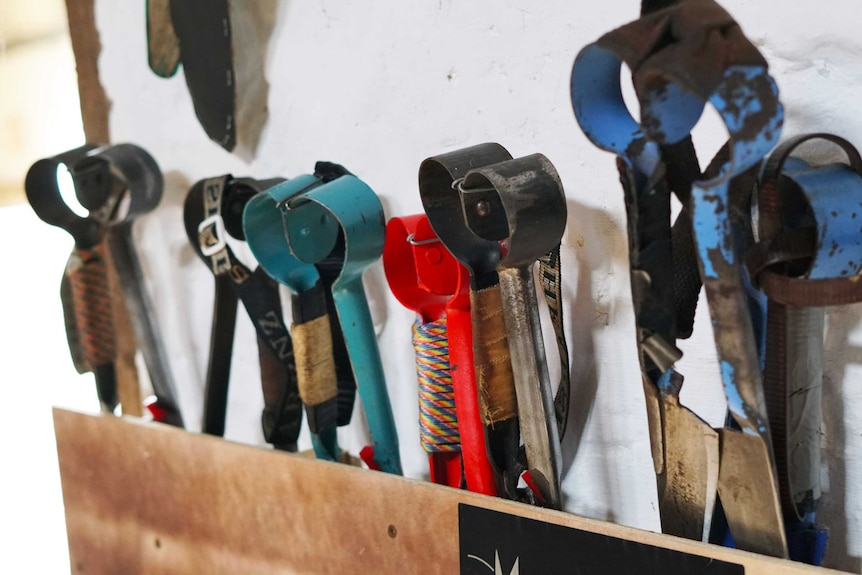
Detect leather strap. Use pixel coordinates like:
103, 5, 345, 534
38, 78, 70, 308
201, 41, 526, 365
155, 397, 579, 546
752, 133, 862, 307
749, 134, 862, 540
169, 0, 236, 150
538, 247, 572, 440
71, 144, 185, 426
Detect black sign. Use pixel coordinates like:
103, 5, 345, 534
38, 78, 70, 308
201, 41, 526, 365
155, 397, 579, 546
459, 504, 744, 574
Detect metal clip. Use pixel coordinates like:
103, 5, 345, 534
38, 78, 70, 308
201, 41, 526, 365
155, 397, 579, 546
198, 214, 227, 257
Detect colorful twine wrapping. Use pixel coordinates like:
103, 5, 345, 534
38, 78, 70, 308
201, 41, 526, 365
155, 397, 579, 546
67, 245, 116, 367
413, 318, 461, 453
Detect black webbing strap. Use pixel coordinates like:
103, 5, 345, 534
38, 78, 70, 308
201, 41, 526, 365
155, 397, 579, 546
537, 248, 571, 440
641, 0, 680, 14
639, 0, 706, 344
311, 161, 360, 425
314, 233, 359, 426
183, 175, 302, 450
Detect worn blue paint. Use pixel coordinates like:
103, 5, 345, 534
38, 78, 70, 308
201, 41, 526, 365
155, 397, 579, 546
684, 67, 782, 435
691, 191, 732, 279
789, 164, 862, 279
570, 44, 660, 177
721, 360, 767, 436
720, 361, 743, 415
640, 80, 704, 145
656, 370, 673, 394
710, 67, 783, 178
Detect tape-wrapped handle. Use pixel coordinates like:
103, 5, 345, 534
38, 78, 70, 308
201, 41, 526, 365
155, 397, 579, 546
470, 284, 518, 425
291, 281, 339, 440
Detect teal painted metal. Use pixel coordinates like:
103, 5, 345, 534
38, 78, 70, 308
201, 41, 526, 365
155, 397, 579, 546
243, 177, 340, 461
244, 175, 323, 293
284, 175, 402, 476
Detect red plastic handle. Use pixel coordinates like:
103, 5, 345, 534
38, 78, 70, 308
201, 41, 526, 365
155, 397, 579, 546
384, 215, 498, 496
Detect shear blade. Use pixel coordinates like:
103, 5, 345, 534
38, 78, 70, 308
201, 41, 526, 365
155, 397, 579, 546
717, 428, 788, 558
659, 398, 719, 542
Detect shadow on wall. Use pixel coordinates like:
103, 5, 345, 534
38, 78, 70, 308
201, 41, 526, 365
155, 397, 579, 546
231, 0, 282, 160
823, 305, 862, 573
151, 169, 203, 395
559, 197, 627, 503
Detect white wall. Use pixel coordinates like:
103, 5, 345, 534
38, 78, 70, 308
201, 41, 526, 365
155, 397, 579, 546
0, 8, 93, 572
91, 1, 862, 570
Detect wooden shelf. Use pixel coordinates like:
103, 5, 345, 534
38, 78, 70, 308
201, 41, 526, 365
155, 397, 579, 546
54, 408, 845, 574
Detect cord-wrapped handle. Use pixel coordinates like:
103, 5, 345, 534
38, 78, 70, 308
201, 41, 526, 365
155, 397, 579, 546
66, 243, 118, 410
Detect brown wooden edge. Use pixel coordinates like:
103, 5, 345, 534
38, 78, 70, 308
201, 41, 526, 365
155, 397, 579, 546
54, 408, 847, 575
65, 0, 110, 144
65, 0, 144, 417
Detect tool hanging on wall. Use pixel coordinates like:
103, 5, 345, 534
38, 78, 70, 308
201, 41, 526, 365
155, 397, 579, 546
183, 175, 304, 450
75, 145, 185, 427
383, 214, 497, 494
244, 163, 397, 471
419, 144, 572, 505
26, 144, 184, 426
572, 0, 787, 557
420, 144, 520, 499
457, 155, 568, 509
277, 164, 402, 475
572, 31, 718, 543
242, 168, 358, 463
746, 133, 862, 564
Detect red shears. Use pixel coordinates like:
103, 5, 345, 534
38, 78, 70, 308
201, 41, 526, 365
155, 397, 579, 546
384, 214, 497, 495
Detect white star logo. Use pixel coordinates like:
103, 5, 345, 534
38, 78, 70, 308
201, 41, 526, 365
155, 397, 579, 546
467, 550, 520, 575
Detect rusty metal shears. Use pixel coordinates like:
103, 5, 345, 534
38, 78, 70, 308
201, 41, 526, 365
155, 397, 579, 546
572, 0, 787, 556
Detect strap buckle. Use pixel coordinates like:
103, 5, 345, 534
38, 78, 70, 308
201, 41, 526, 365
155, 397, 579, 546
198, 214, 227, 257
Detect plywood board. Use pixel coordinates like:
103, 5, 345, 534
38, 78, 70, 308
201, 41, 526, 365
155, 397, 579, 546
55, 408, 845, 574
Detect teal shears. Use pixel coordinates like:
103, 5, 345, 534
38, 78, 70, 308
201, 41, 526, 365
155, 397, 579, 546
245, 163, 401, 475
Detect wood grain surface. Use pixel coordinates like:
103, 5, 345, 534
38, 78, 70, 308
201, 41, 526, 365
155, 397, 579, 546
54, 408, 846, 575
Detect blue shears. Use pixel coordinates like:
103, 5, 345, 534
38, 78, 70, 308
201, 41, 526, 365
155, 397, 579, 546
572, 0, 786, 557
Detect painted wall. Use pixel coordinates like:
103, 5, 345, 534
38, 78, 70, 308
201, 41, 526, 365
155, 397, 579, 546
91, 1, 862, 570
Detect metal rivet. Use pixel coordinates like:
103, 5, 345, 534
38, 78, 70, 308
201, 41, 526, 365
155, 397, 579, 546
425, 247, 443, 264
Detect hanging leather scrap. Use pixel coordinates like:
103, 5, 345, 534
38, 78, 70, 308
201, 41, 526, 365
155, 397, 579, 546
156, 0, 236, 150
146, 0, 180, 78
